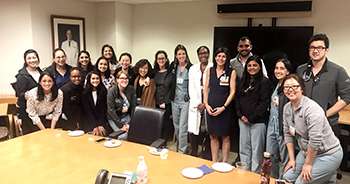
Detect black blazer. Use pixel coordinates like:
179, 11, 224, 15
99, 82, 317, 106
81, 87, 111, 133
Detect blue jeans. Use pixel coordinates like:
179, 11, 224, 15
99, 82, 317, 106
239, 120, 266, 172
108, 120, 128, 140
283, 147, 343, 184
172, 101, 189, 153
266, 120, 288, 179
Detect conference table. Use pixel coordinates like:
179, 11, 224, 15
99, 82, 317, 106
0, 129, 268, 184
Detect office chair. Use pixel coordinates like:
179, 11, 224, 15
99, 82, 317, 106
109, 106, 166, 148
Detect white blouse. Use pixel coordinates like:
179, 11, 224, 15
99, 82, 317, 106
25, 87, 63, 125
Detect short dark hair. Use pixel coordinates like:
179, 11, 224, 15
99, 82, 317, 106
281, 74, 305, 94
23, 49, 40, 67
101, 44, 117, 65
37, 72, 58, 102
53, 48, 66, 58
134, 59, 153, 78
154, 50, 170, 72
118, 52, 132, 64
308, 33, 329, 48
239, 36, 252, 45
196, 46, 210, 55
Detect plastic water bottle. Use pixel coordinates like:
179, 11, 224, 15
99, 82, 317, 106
136, 156, 148, 184
260, 152, 272, 184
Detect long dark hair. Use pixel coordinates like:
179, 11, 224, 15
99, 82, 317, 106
23, 49, 40, 67
134, 59, 154, 78
153, 50, 170, 72
240, 55, 264, 93
274, 58, 293, 93
77, 50, 94, 71
101, 44, 117, 65
37, 72, 58, 102
173, 44, 191, 64
213, 47, 231, 74
84, 71, 106, 94
94, 56, 111, 79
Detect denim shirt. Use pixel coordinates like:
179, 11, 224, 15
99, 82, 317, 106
283, 96, 341, 155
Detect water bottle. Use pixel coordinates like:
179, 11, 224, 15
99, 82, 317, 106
260, 152, 272, 184
136, 156, 148, 184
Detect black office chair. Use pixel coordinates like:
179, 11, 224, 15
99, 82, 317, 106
109, 106, 166, 148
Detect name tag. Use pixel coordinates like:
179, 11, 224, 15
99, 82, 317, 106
289, 126, 296, 136
177, 78, 184, 84
219, 75, 229, 86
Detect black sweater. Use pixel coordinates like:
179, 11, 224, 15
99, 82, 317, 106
236, 77, 273, 124
11, 67, 42, 119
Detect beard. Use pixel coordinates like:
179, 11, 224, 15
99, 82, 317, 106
239, 50, 250, 57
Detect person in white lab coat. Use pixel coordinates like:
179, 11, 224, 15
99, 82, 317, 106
188, 46, 212, 157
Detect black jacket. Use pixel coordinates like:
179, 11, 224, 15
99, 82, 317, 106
59, 81, 83, 130
81, 87, 111, 133
236, 77, 273, 124
168, 61, 192, 101
11, 67, 42, 119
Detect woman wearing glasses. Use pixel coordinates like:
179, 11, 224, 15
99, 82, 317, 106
266, 58, 292, 178
107, 71, 137, 140
236, 55, 272, 172
282, 74, 343, 184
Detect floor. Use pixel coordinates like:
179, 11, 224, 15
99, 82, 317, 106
167, 140, 350, 184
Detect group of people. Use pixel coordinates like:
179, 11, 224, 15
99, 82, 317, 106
11, 33, 350, 184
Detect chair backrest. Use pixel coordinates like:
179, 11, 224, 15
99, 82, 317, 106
127, 106, 165, 145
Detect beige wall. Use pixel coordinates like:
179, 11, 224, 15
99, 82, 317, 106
0, 0, 33, 95
96, 2, 117, 64
132, 0, 350, 72
115, 2, 134, 56
30, 0, 98, 66
2, 0, 350, 95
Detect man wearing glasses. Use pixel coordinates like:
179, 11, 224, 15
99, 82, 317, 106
229, 36, 268, 80
297, 33, 350, 137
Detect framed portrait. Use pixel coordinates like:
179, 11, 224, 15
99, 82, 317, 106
51, 15, 86, 66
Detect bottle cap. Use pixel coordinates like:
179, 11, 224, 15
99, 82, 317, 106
263, 152, 271, 158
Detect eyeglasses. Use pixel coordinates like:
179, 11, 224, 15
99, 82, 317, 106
238, 44, 250, 48
118, 77, 128, 80
309, 46, 326, 52
157, 57, 166, 60
198, 51, 209, 55
283, 85, 300, 91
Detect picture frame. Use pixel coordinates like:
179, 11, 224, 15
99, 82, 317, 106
51, 15, 86, 66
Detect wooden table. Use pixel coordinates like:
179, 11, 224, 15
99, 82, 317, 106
0, 95, 17, 104
0, 129, 268, 184
339, 106, 350, 125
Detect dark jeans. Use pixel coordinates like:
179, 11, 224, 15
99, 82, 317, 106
22, 115, 51, 135
158, 104, 174, 142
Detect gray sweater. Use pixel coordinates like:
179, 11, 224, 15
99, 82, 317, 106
283, 96, 341, 155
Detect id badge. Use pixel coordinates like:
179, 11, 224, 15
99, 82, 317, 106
289, 126, 296, 136
177, 78, 184, 84
219, 75, 229, 86
272, 96, 279, 106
